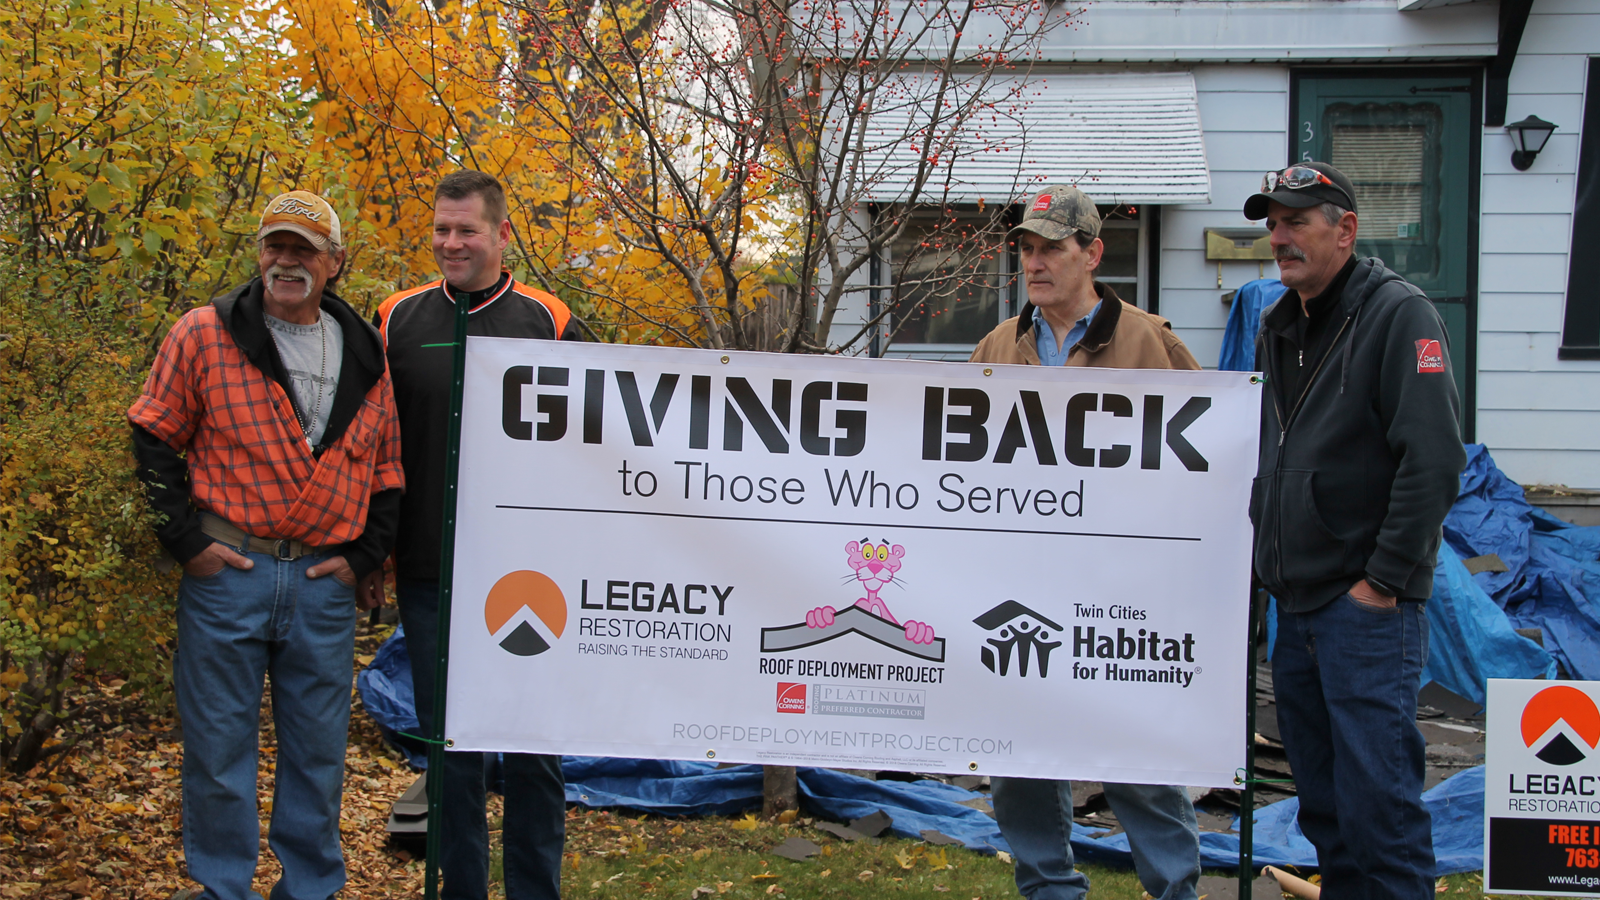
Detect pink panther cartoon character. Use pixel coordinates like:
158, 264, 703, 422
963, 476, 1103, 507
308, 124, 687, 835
805, 539, 936, 645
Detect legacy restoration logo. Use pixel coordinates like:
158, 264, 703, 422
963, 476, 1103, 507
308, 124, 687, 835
1522, 685, 1600, 766
485, 571, 568, 657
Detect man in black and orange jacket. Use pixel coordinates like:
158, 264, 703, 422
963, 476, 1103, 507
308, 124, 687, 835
378, 170, 580, 900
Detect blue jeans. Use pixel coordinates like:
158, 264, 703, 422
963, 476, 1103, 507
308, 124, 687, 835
175, 549, 357, 900
1273, 594, 1433, 900
992, 778, 1200, 900
397, 579, 565, 900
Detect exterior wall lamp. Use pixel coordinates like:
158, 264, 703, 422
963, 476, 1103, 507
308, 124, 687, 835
1506, 115, 1558, 170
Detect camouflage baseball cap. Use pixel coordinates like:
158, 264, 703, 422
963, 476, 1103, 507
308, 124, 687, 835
1009, 185, 1102, 242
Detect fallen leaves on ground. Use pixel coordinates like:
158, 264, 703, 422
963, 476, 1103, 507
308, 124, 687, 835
0, 619, 423, 899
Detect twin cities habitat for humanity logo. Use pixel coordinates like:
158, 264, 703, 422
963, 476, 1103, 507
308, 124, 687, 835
974, 601, 1062, 678
484, 571, 568, 657
1522, 685, 1600, 766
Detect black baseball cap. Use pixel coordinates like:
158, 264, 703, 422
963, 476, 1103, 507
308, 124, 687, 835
1243, 162, 1358, 221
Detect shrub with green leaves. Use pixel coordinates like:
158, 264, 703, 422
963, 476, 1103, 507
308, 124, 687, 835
0, 267, 178, 775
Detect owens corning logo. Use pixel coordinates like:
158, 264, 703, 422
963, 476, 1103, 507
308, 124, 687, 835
271, 197, 323, 220
1032, 193, 1053, 211
776, 683, 806, 714
1415, 339, 1445, 374
484, 570, 567, 656
1521, 685, 1600, 766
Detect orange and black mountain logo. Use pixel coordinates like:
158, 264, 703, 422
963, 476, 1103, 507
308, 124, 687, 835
1521, 685, 1600, 766
484, 571, 567, 656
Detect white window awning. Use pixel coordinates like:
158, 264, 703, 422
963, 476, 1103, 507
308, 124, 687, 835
857, 71, 1211, 206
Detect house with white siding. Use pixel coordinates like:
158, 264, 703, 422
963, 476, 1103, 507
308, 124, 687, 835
831, 0, 1600, 490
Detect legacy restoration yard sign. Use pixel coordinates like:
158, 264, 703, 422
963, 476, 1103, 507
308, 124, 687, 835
1487, 679, 1600, 894
444, 340, 1259, 786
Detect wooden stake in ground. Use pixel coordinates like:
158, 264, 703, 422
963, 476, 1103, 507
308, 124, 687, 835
1263, 865, 1320, 900
763, 765, 797, 817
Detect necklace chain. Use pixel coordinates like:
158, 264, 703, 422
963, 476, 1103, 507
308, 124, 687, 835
268, 311, 327, 447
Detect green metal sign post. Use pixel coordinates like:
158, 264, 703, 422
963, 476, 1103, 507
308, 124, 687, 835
1238, 588, 1265, 899
423, 294, 472, 900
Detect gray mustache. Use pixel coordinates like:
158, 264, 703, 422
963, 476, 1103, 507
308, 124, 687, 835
267, 263, 313, 282
1275, 247, 1307, 263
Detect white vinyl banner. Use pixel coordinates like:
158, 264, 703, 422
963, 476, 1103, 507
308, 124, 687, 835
445, 340, 1260, 786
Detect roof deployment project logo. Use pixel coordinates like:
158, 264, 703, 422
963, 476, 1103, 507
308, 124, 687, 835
761, 539, 945, 662
1522, 685, 1600, 766
484, 570, 568, 656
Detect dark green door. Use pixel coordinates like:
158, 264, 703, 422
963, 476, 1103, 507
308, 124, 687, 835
1295, 74, 1476, 428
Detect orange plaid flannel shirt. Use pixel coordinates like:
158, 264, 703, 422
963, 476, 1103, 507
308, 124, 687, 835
129, 306, 404, 546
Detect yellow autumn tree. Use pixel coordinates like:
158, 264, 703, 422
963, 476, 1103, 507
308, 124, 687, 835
274, 0, 795, 347
0, 0, 324, 773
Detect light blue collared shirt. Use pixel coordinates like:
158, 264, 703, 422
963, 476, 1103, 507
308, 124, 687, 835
1034, 301, 1101, 366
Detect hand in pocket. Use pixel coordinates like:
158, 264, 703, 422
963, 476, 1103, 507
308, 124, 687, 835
183, 542, 254, 578
1348, 579, 1397, 609
307, 555, 358, 588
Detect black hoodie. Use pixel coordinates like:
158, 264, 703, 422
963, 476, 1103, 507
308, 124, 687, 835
131, 278, 401, 579
1251, 256, 1466, 612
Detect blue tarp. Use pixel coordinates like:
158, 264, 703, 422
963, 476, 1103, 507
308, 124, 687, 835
1217, 278, 1285, 372
1266, 445, 1586, 705
358, 630, 1487, 872
355, 624, 429, 768
1422, 541, 1556, 704
1443, 444, 1600, 681
566, 757, 1488, 874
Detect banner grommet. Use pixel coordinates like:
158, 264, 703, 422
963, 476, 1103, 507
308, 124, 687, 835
706, 749, 717, 759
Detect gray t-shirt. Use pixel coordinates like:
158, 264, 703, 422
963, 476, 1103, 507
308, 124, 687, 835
266, 311, 344, 447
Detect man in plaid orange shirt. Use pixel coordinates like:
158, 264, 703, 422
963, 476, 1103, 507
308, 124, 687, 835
129, 190, 403, 900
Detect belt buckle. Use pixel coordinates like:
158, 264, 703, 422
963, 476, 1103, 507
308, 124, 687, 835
274, 539, 295, 561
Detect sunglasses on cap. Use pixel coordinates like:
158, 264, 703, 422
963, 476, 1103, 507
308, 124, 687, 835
1254, 164, 1356, 206
1260, 166, 1339, 193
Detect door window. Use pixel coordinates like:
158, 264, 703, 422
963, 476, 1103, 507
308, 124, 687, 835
1296, 73, 1476, 433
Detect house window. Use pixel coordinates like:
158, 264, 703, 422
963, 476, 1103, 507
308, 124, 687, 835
883, 209, 1008, 357
1561, 58, 1600, 359
882, 204, 1145, 359
1095, 206, 1145, 308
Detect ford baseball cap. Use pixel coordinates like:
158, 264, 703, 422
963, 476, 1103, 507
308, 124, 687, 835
257, 190, 343, 251
1010, 185, 1102, 242
1244, 162, 1358, 221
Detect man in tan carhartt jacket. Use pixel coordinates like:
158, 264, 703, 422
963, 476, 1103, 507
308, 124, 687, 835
969, 196, 1196, 370
972, 185, 1202, 900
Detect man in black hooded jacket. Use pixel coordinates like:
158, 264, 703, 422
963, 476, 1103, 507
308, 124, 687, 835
1245, 162, 1465, 900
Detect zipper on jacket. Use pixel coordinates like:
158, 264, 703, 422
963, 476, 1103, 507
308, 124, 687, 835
1275, 316, 1351, 447
1269, 315, 1353, 591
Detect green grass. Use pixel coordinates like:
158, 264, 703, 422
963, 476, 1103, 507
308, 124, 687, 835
478, 808, 1524, 900
554, 809, 1126, 899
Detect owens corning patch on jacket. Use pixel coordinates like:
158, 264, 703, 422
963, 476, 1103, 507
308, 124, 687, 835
1415, 339, 1445, 373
